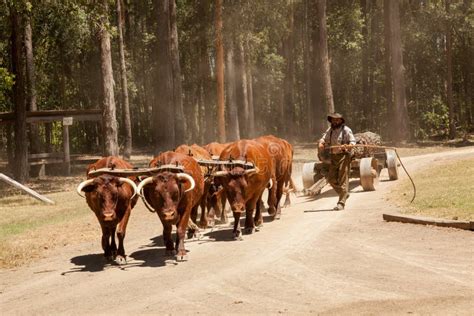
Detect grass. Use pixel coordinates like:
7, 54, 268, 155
391, 157, 474, 221
0, 189, 98, 269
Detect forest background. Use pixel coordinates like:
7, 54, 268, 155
0, 0, 473, 182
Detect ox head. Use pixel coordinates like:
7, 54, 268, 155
76, 175, 138, 222
137, 172, 195, 223
212, 166, 258, 213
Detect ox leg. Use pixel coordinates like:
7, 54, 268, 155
115, 205, 131, 265
232, 212, 242, 240
243, 207, 255, 235
101, 226, 114, 261
198, 198, 209, 229
175, 208, 191, 261
266, 176, 278, 216
283, 191, 291, 208
274, 181, 284, 220
254, 192, 264, 229
163, 223, 175, 256
219, 190, 228, 224
283, 177, 295, 208
199, 182, 211, 228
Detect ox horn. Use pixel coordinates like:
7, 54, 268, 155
244, 167, 260, 176
212, 170, 229, 177
267, 178, 273, 189
177, 173, 196, 193
76, 179, 95, 198
137, 176, 154, 197
118, 177, 139, 199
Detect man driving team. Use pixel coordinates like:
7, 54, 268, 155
318, 113, 356, 211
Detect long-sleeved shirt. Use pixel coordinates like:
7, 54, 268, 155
319, 125, 356, 153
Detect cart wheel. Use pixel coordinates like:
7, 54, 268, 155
386, 149, 399, 180
360, 157, 379, 191
302, 162, 316, 189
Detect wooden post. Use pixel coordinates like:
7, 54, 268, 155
62, 117, 72, 176
0, 173, 55, 204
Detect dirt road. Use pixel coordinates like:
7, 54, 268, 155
1, 148, 473, 314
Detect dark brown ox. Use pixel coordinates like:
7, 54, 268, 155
215, 140, 272, 239
138, 152, 204, 261
76, 156, 139, 264
203, 141, 232, 223
254, 135, 294, 219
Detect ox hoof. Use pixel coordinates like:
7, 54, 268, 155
175, 253, 188, 262
255, 225, 262, 232
115, 256, 127, 265
274, 213, 281, 220
243, 227, 255, 235
165, 250, 176, 257
233, 231, 243, 241
105, 255, 114, 262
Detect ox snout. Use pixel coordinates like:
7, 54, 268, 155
231, 203, 245, 213
102, 212, 116, 222
162, 209, 177, 221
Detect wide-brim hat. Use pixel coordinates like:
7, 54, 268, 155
327, 112, 345, 123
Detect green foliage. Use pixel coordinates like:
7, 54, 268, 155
0, 68, 14, 108
419, 97, 450, 139
0, 0, 473, 156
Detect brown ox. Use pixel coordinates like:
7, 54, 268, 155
254, 135, 294, 219
138, 152, 204, 261
214, 140, 272, 239
175, 144, 215, 229
76, 156, 139, 264
203, 142, 231, 159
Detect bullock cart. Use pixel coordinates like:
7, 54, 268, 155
302, 132, 399, 196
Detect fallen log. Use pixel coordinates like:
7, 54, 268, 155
0, 173, 55, 205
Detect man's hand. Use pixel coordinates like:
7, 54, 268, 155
318, 141, 325, 150
341, 144, 353, 152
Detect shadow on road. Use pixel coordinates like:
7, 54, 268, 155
61, 253, 110, 275
128, 247, 170, 268
303, 180, 361, 202
303, 209, 336, 213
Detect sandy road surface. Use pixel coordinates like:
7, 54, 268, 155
1, 148, 473, 315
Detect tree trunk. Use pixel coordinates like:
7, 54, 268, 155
24, 14, 40, 154
225, 42, 240, 141
304, 0, 313, 137
446, 0, 455, 139
311, 0, 325, 134
6, 125, 14, 170
383, 0, 393, 137
388, 0, 409, 142
237, 39, 250, 139
283, 0, 295, 139
169, 0, 186, 145
215, 0, 226, 143
317, 0, 335, 115
98, 0, 119, 156
153, 0, 175, 152
10, 7, 29, 182
246, 41, 256, 138
361, 0, 369, 130
116, 0, 132, 158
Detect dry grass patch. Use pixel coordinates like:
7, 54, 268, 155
0, 190, 98, 269
391, 157, 474, 221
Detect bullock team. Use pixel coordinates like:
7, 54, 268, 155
77, 135, 294, 263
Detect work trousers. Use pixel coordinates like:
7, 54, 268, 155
326, 153, 351, 205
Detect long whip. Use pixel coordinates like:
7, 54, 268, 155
328, 144, 416, 203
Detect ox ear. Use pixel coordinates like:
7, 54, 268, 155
81, 184, 96, 193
